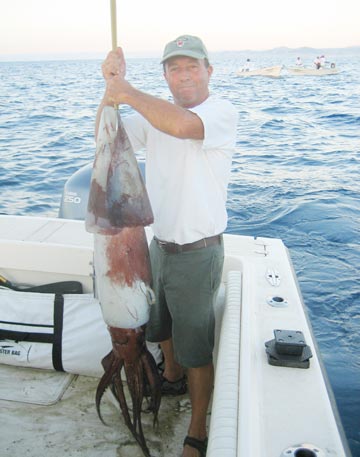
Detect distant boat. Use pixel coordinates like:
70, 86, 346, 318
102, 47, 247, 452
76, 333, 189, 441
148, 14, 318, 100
287, 66, 339, 76
237, 65, 282, 78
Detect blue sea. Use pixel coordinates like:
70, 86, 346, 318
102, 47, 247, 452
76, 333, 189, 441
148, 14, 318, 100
0, 49, 359, 455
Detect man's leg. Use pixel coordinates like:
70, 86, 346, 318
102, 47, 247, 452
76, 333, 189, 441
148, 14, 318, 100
160, 338, 184, 381
182, 363, 214, 457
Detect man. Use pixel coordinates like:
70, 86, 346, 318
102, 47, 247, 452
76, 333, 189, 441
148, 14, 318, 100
242, 58, 251, 71
98, 35, 238, 457
314, 56, 321, 69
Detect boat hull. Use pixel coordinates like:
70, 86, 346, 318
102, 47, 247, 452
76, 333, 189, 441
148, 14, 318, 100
237, 65, 282, 78
287, 66, 339, 76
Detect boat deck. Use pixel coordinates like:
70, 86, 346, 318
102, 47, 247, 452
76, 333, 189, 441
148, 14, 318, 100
0, 215, 351, 456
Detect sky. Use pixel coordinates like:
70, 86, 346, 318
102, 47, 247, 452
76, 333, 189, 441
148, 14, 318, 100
1, 0, 359, 60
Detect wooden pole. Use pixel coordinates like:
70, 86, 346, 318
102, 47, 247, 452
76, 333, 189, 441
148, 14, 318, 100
110, 0, 117, 51
110, 0, 118, 110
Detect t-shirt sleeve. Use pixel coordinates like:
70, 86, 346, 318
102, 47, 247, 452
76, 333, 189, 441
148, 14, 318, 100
122, 113, 149, 152
190, 97, 238, 150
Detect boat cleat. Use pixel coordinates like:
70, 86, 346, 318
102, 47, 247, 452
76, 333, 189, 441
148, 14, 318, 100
266, 268, 281, 286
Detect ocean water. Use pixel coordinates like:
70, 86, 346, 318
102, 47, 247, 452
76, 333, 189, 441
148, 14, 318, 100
0, 50, 359, 455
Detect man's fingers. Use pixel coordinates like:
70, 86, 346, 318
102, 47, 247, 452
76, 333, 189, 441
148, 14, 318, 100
102, 47, 126, 80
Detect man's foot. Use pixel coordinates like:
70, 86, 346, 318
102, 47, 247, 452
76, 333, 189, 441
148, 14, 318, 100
161, 374, 187, 396
182, 436, 208, 457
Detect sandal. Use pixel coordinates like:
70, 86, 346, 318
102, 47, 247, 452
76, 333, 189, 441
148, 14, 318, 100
161, 374, 187, 396
183, 436, 208, 457
143, 373, 187, 397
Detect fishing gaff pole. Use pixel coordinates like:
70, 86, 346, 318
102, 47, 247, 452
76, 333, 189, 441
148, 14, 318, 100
110, 0, 119, 110
110, 0, 117, 52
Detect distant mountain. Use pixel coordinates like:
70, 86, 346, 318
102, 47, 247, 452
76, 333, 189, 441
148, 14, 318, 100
278, 45, 360, 55
211, 46, 360, 61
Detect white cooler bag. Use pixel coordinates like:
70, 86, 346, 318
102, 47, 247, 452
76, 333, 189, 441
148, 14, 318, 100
0, 288, 112, 377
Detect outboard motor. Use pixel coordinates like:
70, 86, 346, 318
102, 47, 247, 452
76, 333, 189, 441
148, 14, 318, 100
58, 163, 93, 220
58, 161, 146, 220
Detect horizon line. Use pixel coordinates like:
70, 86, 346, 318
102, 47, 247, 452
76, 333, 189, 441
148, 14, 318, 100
1, 45, 359, 63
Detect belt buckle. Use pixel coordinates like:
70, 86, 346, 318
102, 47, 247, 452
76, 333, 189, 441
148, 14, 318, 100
157, 239, 168, 251
156, 238, 177, 253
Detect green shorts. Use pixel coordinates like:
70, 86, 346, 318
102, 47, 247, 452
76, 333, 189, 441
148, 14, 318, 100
145, 236, 224, 368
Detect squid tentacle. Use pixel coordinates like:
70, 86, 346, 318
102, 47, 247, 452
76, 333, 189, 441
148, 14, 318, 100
141, 350, 162, 425
96, 351, 123, 425
96, 327, 161, 457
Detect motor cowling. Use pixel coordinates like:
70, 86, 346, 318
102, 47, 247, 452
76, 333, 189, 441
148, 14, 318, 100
58, 163, 93, 220
58, 161, 146, 220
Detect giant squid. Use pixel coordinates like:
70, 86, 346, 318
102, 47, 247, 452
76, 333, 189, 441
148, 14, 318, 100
85, 105, 161, 457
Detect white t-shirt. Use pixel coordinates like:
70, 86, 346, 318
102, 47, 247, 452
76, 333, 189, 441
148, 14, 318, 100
123, 95, 238, 244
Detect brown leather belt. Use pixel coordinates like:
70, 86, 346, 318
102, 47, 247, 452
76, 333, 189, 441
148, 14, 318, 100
154, 234, 222, 254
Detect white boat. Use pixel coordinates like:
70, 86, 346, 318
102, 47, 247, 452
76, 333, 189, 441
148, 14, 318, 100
287, 66, 339, 76
0, 166, 351, 457
237, 66, 282, 78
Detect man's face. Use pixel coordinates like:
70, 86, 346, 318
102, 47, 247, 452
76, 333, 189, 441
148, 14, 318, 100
164, 56, 213, 108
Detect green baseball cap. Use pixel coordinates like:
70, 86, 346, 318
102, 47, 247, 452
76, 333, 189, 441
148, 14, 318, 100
161, 35, 209, 64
